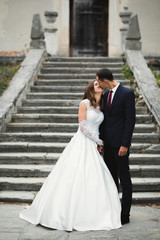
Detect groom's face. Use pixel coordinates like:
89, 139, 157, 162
96, 75, 109, 90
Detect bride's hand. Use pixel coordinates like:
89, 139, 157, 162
97, 145, 104, 154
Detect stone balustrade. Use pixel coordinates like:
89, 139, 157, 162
123, 12, 160, 128
0, 49, 45, 132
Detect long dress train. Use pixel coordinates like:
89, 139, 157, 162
19, 99, 122, 231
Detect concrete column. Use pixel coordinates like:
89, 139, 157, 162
119, 6, 132, 54
44, 11, 58, 56
30, 14, 45, 49
108, 0, 121, 56
50, 0, 70, 56
58, 0, 70, 56
125, 13, 141, 50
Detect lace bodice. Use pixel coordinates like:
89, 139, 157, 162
78, 99, 104, 145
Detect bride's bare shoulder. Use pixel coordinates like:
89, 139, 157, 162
80, 99, 90, 106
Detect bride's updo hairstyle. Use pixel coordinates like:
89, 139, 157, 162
82, 80, 104, 111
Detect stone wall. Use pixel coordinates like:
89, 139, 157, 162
0, 0, 160, 56
0, 0, 69, 56
0, 49, 45, 132
127, 0, 160, 56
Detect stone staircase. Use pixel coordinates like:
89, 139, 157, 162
0, 56, 160, 204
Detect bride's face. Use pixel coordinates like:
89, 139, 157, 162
94, 80, 103, 94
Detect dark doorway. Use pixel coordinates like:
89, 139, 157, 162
70, 0, 108, 56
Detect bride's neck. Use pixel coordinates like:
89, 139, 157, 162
95, 94, 101, 105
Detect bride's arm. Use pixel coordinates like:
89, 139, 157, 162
78, 102, 103, 146
78, 101, 87, 123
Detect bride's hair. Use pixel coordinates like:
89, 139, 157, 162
82, 80, 104, 111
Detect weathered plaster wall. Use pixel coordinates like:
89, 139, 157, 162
119, 0, 160, 56
0, 0, 69, 56
0, 0, 52, 53
0, 0, 160, 56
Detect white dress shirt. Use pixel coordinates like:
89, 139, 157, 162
109, 82, 120, 103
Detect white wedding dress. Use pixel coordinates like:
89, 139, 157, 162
20, 99, 122, 231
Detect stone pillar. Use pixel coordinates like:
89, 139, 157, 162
44, 11, 58, 56
125, 13, 142, 50
119, 6, 132, 54
30, 14, 45, 49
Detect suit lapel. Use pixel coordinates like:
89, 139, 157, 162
104, 91, 109, 115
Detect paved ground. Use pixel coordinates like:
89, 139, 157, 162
0, 203, 160, 240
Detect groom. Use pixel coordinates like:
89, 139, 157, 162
96, 68, 136, 225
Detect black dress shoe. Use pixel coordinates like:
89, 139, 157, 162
121, 215, 130, 225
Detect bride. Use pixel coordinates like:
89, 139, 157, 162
19, 80, 122, 231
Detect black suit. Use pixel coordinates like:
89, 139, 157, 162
100, 84, 136, 218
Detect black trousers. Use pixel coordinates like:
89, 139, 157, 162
104, 144, 132, 217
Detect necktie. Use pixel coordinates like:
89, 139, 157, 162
108, 90, 113, 110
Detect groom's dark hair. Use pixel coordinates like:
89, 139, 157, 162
96, 68, 114, 82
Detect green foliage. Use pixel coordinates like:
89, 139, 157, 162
120, 53, 125, 57
121, 65, 134, 80
151, 69, 160, 87
0, 64, 20, 96
0, 81, 8, 96
121, 64, 160, 88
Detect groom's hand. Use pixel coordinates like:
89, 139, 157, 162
118, 146, 128, 156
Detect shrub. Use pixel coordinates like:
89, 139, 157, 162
121, 65, 134, 80
151, 69, 160, 87
0, 64, 20, 96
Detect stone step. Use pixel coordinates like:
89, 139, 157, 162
11, 113, 153, 124
0, 177, 45, 191
43, 62, 124, 68
0, 177, 159, 192
23, 98, 80, 106
31, 85, 88, 93
34, 79, 130, 86
40, 67, 122, 74
17, 106, 148, 114
136, 115, 153, 123
0, 153, 59, 164
141, 144, 160, 154
37, 73, 124, 80
17, 106, 80, 114
0, 132, 75, 142
126, 192, 160, 204
21, 97, 148, 112
132, 133, 159, 143
6, 123, 156, 133
0, 164, 160, 178
0, 142, 152, 153
130, 154, 160, 165
0, 164, 54, 177
0, 142, 67, 153
47, 57, 123, 63
0, 132, 159, 144
132, 178, 160, 192
12, 113, 79, 123
21, 98, 150, 114
0, 191, 159, 204
31, 84, 130, 92
0, 191, 36, 203
27, 92, 83, 100
0, 153, 159, 165
136, 106, 148, 114
130, 165, 160, 177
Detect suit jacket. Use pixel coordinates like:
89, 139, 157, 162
100, 84, 136, 148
